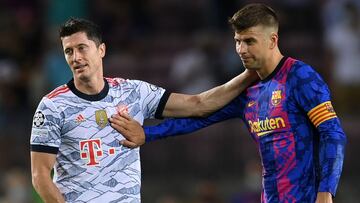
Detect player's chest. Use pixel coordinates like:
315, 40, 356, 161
60, 99, 141, 139
244, 82, 288, 114
243, 82, 291, 138
59, 101, 139, 166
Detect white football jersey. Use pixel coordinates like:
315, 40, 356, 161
30, 78, 168, 202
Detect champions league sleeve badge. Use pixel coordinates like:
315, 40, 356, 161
33, 111, 45, 127
149, 84, 159, 91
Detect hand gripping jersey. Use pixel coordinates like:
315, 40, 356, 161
144, 57, 346, 203
30, 78, 169, 202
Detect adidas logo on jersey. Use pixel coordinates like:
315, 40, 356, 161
75, 114, 86, 123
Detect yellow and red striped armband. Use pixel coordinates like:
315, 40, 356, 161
307, 101, 337, 127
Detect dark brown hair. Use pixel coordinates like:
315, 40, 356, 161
229, 3, 279, 32
59, 18, 103, 46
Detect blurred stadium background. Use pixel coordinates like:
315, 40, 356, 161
0, 0, 359, 202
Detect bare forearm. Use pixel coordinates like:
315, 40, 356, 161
33, 176, 65, 203
162, 70, 257, 118
193, 69, 257, 116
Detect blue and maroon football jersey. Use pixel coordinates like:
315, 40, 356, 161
145, 57, 346, 203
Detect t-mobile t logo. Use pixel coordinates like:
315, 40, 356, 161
79, 139, 103, 166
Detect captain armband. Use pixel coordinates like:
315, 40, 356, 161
307, 101, 337, 127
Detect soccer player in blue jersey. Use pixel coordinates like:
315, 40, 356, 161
30, 18, 256, 202
112, 3, 346, 203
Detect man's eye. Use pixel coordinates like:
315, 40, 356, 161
245, 39, 255, 45
65, 49, 72, 55
79, 46, 87, 51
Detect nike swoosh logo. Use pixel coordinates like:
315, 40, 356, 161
248, 101, 256, 107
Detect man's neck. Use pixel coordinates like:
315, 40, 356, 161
257, 50, 283, 80
74, 76, 105, 95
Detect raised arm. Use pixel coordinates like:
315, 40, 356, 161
162, 69, 257, 117
31, 152, 65, 203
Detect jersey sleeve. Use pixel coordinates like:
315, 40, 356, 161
30, 97, 63, 154
130, 80, 168, 119
289, 62, 346, 196
144, 95, 244, 142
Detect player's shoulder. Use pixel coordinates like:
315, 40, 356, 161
287, 58, 322, 83
105, 77, 148, 88
287, 58, 329, 94
36, 84, 69, 111
45, 84, 70, 100
289, 58, 317, 76
114, 77, 158, 88
105, 77, 126, 87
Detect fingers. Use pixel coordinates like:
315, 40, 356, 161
110, 122, 128, 135
109, 115, 129, 131
118, 111, 131, 121
110, 113, 145, 147
120, 139, 138, 148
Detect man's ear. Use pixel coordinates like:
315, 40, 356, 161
269, 32, 278, 49
99, 43, 106, 57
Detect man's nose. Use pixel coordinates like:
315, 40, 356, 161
72, 50, 82, 62
237, 42, 247, 54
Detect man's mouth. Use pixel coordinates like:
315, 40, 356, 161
74, 64, 87, 70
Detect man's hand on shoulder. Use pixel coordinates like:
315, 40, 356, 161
109, 112, 145, 148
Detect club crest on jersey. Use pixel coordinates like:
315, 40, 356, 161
95, 110, 108, 128
33, 111, 45, 127
271, 90, 282, 106
116, 104, 129, 115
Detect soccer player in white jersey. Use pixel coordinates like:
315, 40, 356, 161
30, 18, 257, 202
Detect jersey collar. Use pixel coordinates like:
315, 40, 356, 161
67, 78, 109, 101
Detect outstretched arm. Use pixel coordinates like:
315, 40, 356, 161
162, 69, 257, 117
112, 95, 244, 148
